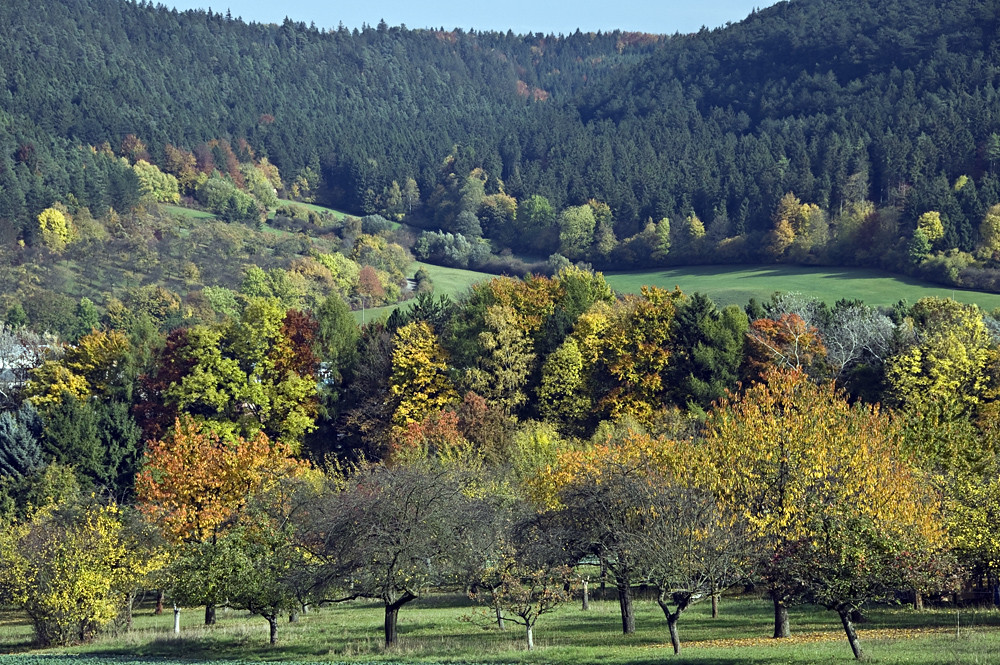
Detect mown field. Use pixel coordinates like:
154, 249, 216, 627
604, 264, 1000, 310
364, 262, 1000, 324
2, 595, 999, 665
357, 261, 492, 322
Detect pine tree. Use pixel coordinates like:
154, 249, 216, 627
0, 401, 43, 479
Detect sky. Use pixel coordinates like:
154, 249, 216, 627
166, 1, 780, 36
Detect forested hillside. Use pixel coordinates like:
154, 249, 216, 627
7, 3, 1000, 654
0, 0, 661, 224
2, 0, 1000, 316
1, 1, 998, 257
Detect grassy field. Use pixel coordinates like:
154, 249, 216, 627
352, 262, 1000, 323
161, 204, 217, 220
605, 264, 1000, 311
412, 261, 490, 300
2, 594, 999, 664
354, 261, 492, 323
274, 199, 349, 220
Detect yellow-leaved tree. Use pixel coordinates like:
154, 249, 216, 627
887, 297, 993, 415
389, 321, 458, 430
530, 431, 736, 651
705, 369, 947, 660
36, 206, 72, 251
0, 497, 163, 645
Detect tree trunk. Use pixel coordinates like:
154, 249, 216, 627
155, 589, 164, 615
913, 589, 924, 611
772, 596, 790, 638
667, 612, 682, 655
383, 591, 417, 647
711, 593, 719, 618
173, 605, 181, 634
268, 615, 278, 645
205, 603, 216, 626
657, 595, 686, 655
124, 592, 136, 630
289, 612, 299, 623
582, 579, 590, 611
495, 604, 505, 631
839, 608, 864, 660
526, 623, 534, 651
617, 582, 635, 634
384, 605, 399, 647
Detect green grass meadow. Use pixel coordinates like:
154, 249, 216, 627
355, 261, 491, 323
354, 262, 1000, 323
161, 205, 217, 221
274, 200, 351, 221
604, 264, 1000, 311
3, 595, 1000, 665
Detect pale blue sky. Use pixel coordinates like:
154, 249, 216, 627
167, 1, 780, 35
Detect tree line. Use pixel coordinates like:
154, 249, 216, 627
2, 268, 1000, 658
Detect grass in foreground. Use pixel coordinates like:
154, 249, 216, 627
4, 594, 1000, 665
605, 264, 1000, 311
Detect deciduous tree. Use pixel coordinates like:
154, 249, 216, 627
705, 369, 947, 658
305, 464, 478, 647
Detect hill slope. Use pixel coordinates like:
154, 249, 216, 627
0, 0, 999, 282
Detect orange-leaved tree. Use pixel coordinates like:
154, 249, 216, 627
135, 416, 306, 624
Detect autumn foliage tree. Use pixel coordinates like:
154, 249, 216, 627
745, 313, 827, 379
0, 497, 163, 646
705, 369, 947, 659
532, 431, 709, 636
389, 321, 458, 430
136, 417, 300, 544
135, 417, 305, 624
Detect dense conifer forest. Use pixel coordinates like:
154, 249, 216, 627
0, 0, 999, 289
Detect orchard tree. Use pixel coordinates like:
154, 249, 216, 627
218, 470, 320, 645
474, 559, 574, 651
901, 401, 1000, 599
305, 464, 479, 647
135, 417, 304, 624
533, 432, 698, 635
705, 369, 948, 658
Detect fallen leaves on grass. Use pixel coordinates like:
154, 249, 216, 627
649, 627, 953, 650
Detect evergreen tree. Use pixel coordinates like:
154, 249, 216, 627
0, 401, 43, 479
